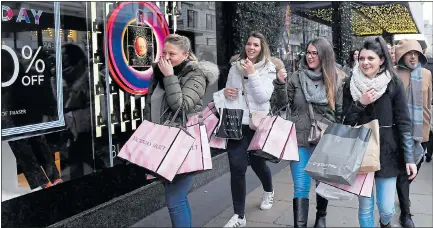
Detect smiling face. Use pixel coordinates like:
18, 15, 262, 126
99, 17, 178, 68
403, 50, 420, 70
306, 44, 321, 71
163, 42, 188, 66
244, 36, 262, 63
358, 49, 385, 78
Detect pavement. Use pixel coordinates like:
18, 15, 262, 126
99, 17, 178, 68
205, 160, 433, 228
132, 157, 432, 227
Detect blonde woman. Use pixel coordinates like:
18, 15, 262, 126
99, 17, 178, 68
143, 34, 219, 227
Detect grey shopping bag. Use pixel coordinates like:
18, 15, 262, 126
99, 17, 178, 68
304, 123, 372, 186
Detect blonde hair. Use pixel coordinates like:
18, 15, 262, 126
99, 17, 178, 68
239, 31, 271, 63
164, 34, 198, 61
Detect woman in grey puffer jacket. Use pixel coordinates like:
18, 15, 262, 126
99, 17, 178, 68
271, 38, 346, 228
143, 34, 219, 228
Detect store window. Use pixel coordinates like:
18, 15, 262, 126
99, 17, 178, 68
1, 1, 112, 201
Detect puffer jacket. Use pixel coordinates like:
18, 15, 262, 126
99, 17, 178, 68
394, 39, 433, 142
271, 65, 347, 147
214, 59, 276, 125
143, 61, 219, 124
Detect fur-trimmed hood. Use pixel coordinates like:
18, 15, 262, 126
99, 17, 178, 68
191, 61, 219, 85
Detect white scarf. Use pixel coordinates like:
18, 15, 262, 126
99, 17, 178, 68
350, 66, 392, 102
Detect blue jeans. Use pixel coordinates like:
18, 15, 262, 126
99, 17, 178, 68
358, 177, 397, 227
163, 174, 194, 227
290, 147, 312, 198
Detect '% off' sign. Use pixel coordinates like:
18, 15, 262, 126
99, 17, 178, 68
2, 44, 46, 87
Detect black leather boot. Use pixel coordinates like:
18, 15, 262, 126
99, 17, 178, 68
380, 220, 392, 228
293, 198, 309, 228
314, 194, 328, 228
399, 213, 415, 228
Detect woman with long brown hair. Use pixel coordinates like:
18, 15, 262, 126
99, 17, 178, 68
217, 31, 277, 227
272, 37, 346, 228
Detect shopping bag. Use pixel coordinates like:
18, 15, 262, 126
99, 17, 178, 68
304, 123, 372, 185
247, 115, 299, 163
359, 119, 381, 173
118, 107, 195, 182
214, 108, 244, 140
322, 172, 375, 197
209, 135, 228, 149
316, 182, 354, 200
177, 113, 212, 174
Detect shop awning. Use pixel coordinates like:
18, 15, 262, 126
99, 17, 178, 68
281, 2, 420, 36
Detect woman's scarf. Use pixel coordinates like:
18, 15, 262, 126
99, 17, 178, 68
298, 69, 328, 105
349, 66, 392, 102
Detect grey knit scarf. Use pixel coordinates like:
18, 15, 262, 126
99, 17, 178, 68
298, 69, 328, 105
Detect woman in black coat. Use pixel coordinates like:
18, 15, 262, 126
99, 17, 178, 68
342, 37, 417, 228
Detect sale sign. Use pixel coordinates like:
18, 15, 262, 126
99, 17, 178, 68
1, 2, 65, 140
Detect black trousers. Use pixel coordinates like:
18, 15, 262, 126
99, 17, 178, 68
9, 135, 60, 189
227, 125, 273, 217
396, 143, 425, 214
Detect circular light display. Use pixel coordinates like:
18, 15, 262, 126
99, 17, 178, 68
106, 2, 170, 95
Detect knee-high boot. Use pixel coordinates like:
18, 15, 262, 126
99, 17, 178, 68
293, 198, 309, 228
314, 193, 328, 228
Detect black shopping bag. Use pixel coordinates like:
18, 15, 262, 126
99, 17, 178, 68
215, 108, 244, 140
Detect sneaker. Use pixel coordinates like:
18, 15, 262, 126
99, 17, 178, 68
224, 214, 246, 227
260, 190, 274, 210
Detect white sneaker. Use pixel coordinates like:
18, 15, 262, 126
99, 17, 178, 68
223, 214, 246, 227
260, 190, 274, 210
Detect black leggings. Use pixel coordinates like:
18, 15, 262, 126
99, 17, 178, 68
227, 125, 273, 217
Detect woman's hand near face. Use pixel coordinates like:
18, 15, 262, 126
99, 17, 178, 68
359, 88, 378, 105
277, 69, 288, 84
241, 58, 255, 75
158, 56, 174, 77
224, 88, 239, 100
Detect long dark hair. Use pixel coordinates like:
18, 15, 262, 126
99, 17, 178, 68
359, 37, 398, 77
302, 38, 337, 110
239, 31, 271, 63
347, 49, 359, 68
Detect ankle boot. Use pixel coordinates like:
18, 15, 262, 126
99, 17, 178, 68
293, 198, 309, 228
399, 213, 415, 228
314, 194, 328, 228
380, 220, 392, 228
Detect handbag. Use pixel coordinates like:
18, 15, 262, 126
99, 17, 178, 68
117, 106, 195, 182
240, 71, 268, 130
316, 182, 354, 200
307, 103, 329, 144
304, 123, 372, 185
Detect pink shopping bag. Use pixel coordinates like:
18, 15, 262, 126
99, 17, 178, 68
203, 102, 228, 149
177, 114, 212, 174
323, 172, 375, 197
247, 115, 299, 163
118, 119, 195, 182
147, 112, 215, 180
